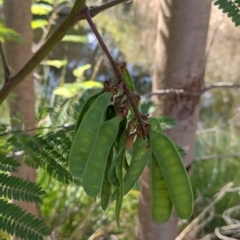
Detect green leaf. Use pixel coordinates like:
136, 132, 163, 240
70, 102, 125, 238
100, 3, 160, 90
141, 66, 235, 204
0, 24, 24, 42
62, 35, 88, 43
0, 199, 51, 240
31, 3, 53, 15
41, 59, 67, 69
31, 19, 48, 29
72, 64, 91, 78
54, 81, 102, 98
0, 173, 45, 203
0, 155, 20, 172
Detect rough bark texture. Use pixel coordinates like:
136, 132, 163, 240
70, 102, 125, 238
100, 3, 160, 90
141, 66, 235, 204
135, 1, 211, 240
4, 0, 40, 237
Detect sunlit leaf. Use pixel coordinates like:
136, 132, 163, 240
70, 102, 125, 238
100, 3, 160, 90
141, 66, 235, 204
54, 81, 102, 98
73, 64, 91, 78
79, 80, 103, 88
62, 35, 88, 43
31, 19, 48, 29
31, 3, 53, 15
41, 59, 67, 69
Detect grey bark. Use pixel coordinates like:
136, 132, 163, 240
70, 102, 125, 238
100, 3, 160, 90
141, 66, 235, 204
135, 1, 211, 240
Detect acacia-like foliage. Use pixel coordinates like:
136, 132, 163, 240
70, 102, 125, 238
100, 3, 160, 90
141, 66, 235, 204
0, 158, 51, 239
0, 199, 51, 240
0, 173, 45, 203
213, 0, 240, 26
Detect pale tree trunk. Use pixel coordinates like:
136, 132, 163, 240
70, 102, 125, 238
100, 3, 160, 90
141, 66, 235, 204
135, 1, 211, 240
4, 0, 40, 236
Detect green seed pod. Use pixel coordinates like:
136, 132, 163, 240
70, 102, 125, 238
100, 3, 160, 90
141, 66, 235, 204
82, 116, 121, 197
74, 88, 105, 134
68, 92, 112, 178
149, 129, 193, 219
148, 116, 162, 133
109, 131, 126, 187
123, 137, 150, 196
101, 147, 113, 211
115, 143, 124, 227
151, 154, 172, 223
123, 67, 135, 92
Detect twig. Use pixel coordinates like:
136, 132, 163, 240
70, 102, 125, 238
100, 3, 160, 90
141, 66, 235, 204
82, 7, 148, 138
193, 152, 240, 161
0, 124, 74, 137
33, 4, 68, 53
143, 82, 240, 99
196, 112, 240, 135
89, 0, 129, 17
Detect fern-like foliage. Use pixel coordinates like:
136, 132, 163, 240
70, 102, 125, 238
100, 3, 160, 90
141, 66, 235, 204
0, 173, 45, 203
213, 0, 240, 26
7, 128, 76, 184
0, 199, 51, 240
0, 158, 51, 239
0, 153, 20, 172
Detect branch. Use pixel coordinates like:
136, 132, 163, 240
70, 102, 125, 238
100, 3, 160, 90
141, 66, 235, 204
144, 82, 240, 99
0, 124, 74, 137
193, 152, 240, 161
0, 0, 127, 104
89, 0, 129, 17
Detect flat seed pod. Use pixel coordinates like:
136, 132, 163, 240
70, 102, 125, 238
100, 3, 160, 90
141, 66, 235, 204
68, 92, 112, 178
115, 145, 124, 227
151, 154, 172, 223
148, 116, 162, 133
123, 137, 150, 196
108, 145, 124, 187
149, 129, 193, 219
123, 67, 135, 92
108, 132, 126, 187
101, 147, 113, 211
74, 88, 105, 134
82, 116, 121, 197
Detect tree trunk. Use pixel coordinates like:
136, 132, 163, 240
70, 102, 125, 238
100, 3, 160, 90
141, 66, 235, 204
4, 0, 40, 237
135, 1, 211, 240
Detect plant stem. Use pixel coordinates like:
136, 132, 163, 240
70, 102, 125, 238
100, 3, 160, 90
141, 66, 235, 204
82, 7, 147, 138
89, 0, 129, 18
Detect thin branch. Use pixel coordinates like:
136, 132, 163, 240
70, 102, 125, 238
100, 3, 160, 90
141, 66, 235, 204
33, 4, 68, 53
89, 0, 129, 18
143, 82, 240, 99
202, 82, 240, 92
193, 152, 240, 161
196, 112, 240, 135
0, 124, 74, 137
